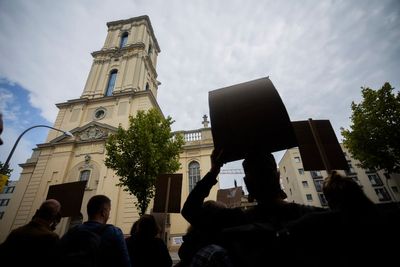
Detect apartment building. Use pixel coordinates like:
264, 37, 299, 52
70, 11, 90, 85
279, 145, 400, 207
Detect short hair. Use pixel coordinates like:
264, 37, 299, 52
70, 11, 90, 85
136, 214, 160, 238
35, 199, 61, 221
87, 195, 111, 218
323, 171, 372, 210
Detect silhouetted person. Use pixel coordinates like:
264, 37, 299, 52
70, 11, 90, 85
126, 214, 172, 267
181, 150, 323, 266
177, 200, 230, 267
287, 171, 397, 267
60, 194, 130, 267
0, 199, 61, 267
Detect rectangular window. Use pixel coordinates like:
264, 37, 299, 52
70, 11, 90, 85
5, 186, 15, 194
319, 193, 328, 206
298, 168, 304, 175
375, 188, 391, 201
310, 171, 322, 178
368, 174, 383, 186
0, 199, 10, 206
294, 157, 301, 163
302, 181, 309, 188
306, 194, 313, 201
345, 161, 356, 175
80, 170, 91, 187
314, 179, 324, 192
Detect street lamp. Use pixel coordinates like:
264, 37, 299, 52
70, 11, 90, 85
0, 125, 73, 173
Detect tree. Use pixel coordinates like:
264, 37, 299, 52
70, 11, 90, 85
341, 82, 400, 174
0, 161, 13, 176
0, 161, 13, 193
105, 108, 184, 215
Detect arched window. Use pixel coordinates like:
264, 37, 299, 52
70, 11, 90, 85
79, 170, 91, 187
188, 161, 200, 192
120, 32, 128, 48
105, 70, 118, 96
145, 83, 149, 91
148, 43, 152, 55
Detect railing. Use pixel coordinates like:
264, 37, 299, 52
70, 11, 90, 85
184, 130, 202, 142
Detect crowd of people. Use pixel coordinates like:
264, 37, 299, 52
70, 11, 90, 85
0, 135, 399, 266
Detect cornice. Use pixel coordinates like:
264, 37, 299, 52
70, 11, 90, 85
106, 15, 161, 52
91, 43, 145, 58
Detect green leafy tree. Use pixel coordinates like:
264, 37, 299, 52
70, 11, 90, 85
105, 108, 184, 215
0, 161, 13, 192
0, 161, 13, 176
341, 82, 400, 174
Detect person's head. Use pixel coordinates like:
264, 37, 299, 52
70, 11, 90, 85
87, 195, 111, 223
242, 152, 286, 203
33, 199, 61, 230
323, 171, 373, 211
130, 220, 139, 236
135, 214, 160, 239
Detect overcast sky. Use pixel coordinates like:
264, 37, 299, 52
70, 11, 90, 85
0, 0, 399, 188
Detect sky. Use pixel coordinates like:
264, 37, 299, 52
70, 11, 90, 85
0, 0, 399, 189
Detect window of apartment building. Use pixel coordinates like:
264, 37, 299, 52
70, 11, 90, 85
314, 179, 324, 192
5, 186, 15, 193
306, 194, 313, 201
375, 188, 391, 201
345, 161, 356, 175
105, 70, 118, 96
302, 181, 309, 188
0, 199, 10, 206
120, 32, 129, 48
294, 156, 301, 163
298, 168, 304, 175
368, 174, 383, 186
318, 193, 328, 206
310, 171, 322, 179
79, 170, 91, 187
0, 211, 4, 219
188, 161, 200, 192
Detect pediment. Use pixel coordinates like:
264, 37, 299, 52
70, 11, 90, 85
50, 121, 118, 144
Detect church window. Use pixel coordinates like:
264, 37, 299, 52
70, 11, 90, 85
120, 32, 128, 48
105, 70, 118, 96
148, 43, 153, 54
94, 107, 106, 120
145, 83, 150, 91
79, 170, 91, 187
188, 161, 200, 192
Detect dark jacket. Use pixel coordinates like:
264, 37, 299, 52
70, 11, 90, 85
0, 220, 59, 267
126, 235, 172, 267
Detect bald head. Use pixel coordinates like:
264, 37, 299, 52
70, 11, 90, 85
36, 199, 61, 221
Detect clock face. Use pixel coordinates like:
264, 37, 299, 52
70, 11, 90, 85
94, 108, 106, 120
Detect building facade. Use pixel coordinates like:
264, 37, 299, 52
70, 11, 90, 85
0, 16, 218, 246
279, 145, 400, 207
0, 181, 17, 221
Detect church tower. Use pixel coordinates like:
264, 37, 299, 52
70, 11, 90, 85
0, 16, 163, 240
0, 16, 218, 248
